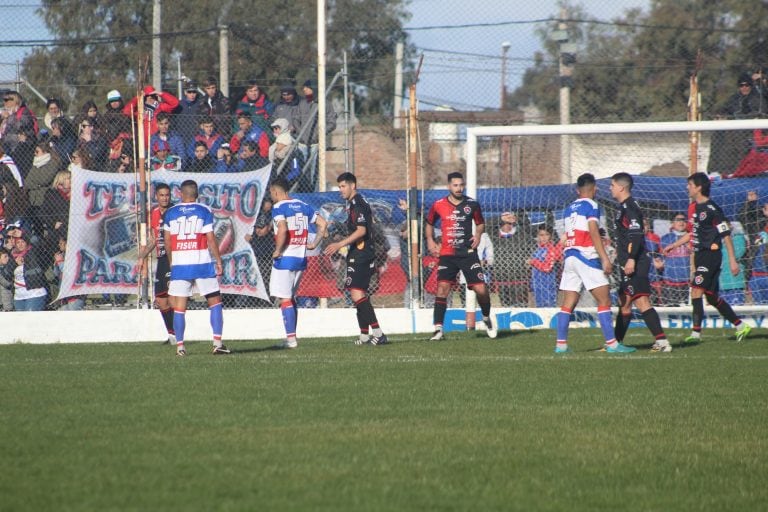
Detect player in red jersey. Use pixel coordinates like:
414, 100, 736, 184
425, 172, 496, 340
138, 183, 176, 344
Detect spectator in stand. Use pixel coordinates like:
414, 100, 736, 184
749, 227, 768, 304
103, 89, 126, 136
494, 211, 534, 307
273, 83, 300, 134
527, 225, 562, 307
730, 129, 768, 178
11, 233, 48, 311
53, 235, 85, 310
48, 117, 77, 169
150, 112, 186, 168
269, 118, 303, 185
74, 100, 104, 137
644, 218, 664, 305
188, 115, 224, 160
244, 195, 275, 308
198, 76, 230, 138
229, 111, 269, 158
659, 213, 691, 306
184, 141, 216, 173
720, 224, 747, 306
721, 72, 767, 119
43, 98, 69, 133
176, 80, 203, 141
234, 79, 275, 137
1, 91, 38, 156
76, 118, 109, 170
751, 65, 768, 102
737, 190, 767, 280
0, 147, 29, 222
0, 247, 14, 311
150, 140, 181, 171
122, 85, 180, 153
26, 142, 61, 234
232, 140, 267, 172
68, 148, 93, 173
295, 79, 337, 192
214, 143, 238, 173
105, 116, 134, 173
42, 170, 72, 235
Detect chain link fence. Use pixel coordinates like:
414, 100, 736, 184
1, 1, 768, 311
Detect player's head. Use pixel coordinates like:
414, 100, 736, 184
610, 172, 633, 200
180, 179, 198, 201
576, 173, 596, 198
447, 172, 465, 199
337, 172, 357, 200
155, 182, 171, 208
687, 172, 710, 199
269, 178, 290, 200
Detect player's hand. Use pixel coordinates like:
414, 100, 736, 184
272, 250, 282, 260
623, 259, 636, 276
602, 258, 613, 275
244, 233, 252, 243
324, 242, 342, 256
215, 261, 223, 276
662, 244, 673, 255
470, 235, 480, 250
427, 239, 439, 255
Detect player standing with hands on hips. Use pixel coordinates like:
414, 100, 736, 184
555, 173, 635, 354
662, 172, 751, 343
163, 180, 229, 356
425, 171, 497, 341
609, 172, 672, 352
323, 172, 388, 345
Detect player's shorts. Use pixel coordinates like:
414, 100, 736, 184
345, 252, 375, 291
168, 277, 220, 297
559, 254, 610, 292
437, 253, 485, 288
154, 256, 171, 297
692, 250, 721, 293
270, 267, 304, 299
618, 254, 651, 299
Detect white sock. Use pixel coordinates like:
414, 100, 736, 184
372, 327, 383, 337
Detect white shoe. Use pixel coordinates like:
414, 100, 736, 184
278, 339, 298, 349
165, 334, 177, 345
650, 341, 672, 353
354, 336, 371, 345
429, 329, 444, 341
483, 316, 498, 339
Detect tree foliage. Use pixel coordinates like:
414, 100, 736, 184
22, 0, 413, 116
507, 0, 768, 123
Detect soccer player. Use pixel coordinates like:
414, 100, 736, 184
555, 173, 636, 354
323, 172, 388, 345
269, 177, 327, 349
425, 171, 497, 340
163, 179, 229, 356
138, 183, 176, 344
662, 172, 751, 343
609, 172, 672, 353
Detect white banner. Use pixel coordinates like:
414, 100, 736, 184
57, 167, 271, 300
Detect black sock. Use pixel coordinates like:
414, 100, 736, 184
709, 294, 740, 325
161, 307, 175, 334
614, 313, 631, 342
479, 299, 491, 318
434, 297, 447, 328
355, 296, 378, 329
692, 297, 704, 330
641, 308, 666, 338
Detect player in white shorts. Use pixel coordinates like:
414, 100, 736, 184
554, 173, 636, 354
268, 177, 327, 349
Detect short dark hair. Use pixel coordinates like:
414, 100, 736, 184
199, 115, 214, 126
236, 111, 252, 120
337, 172, 356, 185
156, 112, 171, 123
242, 140, 259, 152
611, 172, 633, 190
247, 79, 260, 89
270, 177, 290, 192
447, 171, 464, 182
180, 180, 198, 198
194, 141, 208, 150
576, 173, 596, 189
203, 76, 217, 87
46, 98, 62, 109
155, 182, 170, 193
687, 172, 710, 197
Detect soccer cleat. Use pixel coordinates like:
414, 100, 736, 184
371, 334, 389, 346
429, 330, 445, 341
354, 336, 371, 345
605, 343, 637, 354
650, 342, 672, 353
735, 324, 752, 342
212, 345, 232, 355
483, 316, 498, 339
683, 335, 701, 344
554, 345, 572, 354
164, 334, 176, 345
278, 339, 298, 349
176, 348, 187, 357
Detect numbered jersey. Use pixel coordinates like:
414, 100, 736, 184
272, 198, 317, 271
162, 201, 216, 280
563, 197, 601, 261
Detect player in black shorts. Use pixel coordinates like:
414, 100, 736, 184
137, 183, 175, 344
610, 173, 671, 352
323, 172, 388, 346
424, 172, 496, 340
662, 172, 751, 343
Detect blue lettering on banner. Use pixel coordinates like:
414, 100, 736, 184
220, 250, 260, 287
85, 182, 132, 216
76, 248, 139, 285
754, 315, 765, 328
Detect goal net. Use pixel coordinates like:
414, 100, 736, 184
462, 119, 768, 316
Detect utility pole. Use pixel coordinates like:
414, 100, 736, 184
394, 41, 404, 129
218, 1, 233, 97
317, 0, 327, 191
500, 41, 510, 109
552, 8, 576, 184
152, 0, 162, 92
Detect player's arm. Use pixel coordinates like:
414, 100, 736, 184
623, 212, 645, 276
137, 233, 157, 260
163, 230, 172, 266
205, 231, 223, 276
324, 225, 367, 256
307, 215, 328, 250
471, 222, 485, 250
662, 232, 690, 254
272, 219, 288, 259
588, 219, 612, 274
722, 234, 741, 276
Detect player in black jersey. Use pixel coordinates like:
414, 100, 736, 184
324, 172, 388, 345
662, 172, 751, 342
610, 173, 672, 352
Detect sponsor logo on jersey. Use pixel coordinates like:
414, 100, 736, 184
697, 266, 709, 272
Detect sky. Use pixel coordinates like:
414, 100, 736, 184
1, 1, 648, 110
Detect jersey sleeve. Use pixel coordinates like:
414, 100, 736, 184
472, 203, 485, 226
713, 204, 731, 237
426, 202, 438, 226
626, 202, 645, 260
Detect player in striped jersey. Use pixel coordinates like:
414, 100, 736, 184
162, 180, 229, 356
555, 173, 636, 354
269, 178, 327, 349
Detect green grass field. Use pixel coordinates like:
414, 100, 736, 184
1, 328, 767, 512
